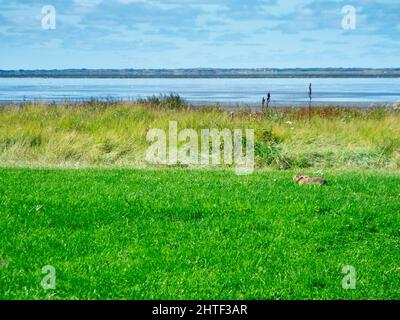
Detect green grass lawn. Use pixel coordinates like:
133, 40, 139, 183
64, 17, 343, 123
0, 168, 399, 300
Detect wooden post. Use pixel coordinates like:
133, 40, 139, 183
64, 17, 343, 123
262, 97, 266, 113
308, 83, 312, 123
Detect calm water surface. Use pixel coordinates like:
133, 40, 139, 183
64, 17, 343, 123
0, 77, 399, 106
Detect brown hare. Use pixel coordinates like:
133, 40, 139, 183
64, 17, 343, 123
293, 174, 327, 185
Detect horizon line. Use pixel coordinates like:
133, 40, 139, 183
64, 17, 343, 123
1, 67, 400, 71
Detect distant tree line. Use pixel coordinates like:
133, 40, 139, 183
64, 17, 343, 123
0, 68, 400, 78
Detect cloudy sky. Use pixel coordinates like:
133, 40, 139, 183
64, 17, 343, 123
0, 0, 399, 69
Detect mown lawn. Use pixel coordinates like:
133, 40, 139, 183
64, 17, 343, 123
0, 168, 399, 300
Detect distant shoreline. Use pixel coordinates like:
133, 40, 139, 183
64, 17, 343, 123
1, 68, 400, 79
2, 75, 400, 79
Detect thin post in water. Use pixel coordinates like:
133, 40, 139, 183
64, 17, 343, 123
308, 83, 312, 122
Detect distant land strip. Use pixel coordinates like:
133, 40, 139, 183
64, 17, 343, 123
1, 68, 400, 78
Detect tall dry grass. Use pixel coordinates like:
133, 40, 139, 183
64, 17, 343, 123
0, 100, 399, 170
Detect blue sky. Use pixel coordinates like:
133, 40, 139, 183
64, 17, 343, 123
0, 0, 399, 69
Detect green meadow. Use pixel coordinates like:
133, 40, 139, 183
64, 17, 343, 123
0, 168, 399, 299
0, 100, 399, 300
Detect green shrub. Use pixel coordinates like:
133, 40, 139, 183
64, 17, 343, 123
138, 93, 188, 110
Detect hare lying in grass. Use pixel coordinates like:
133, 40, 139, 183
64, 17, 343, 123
293, 174, 328, 185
